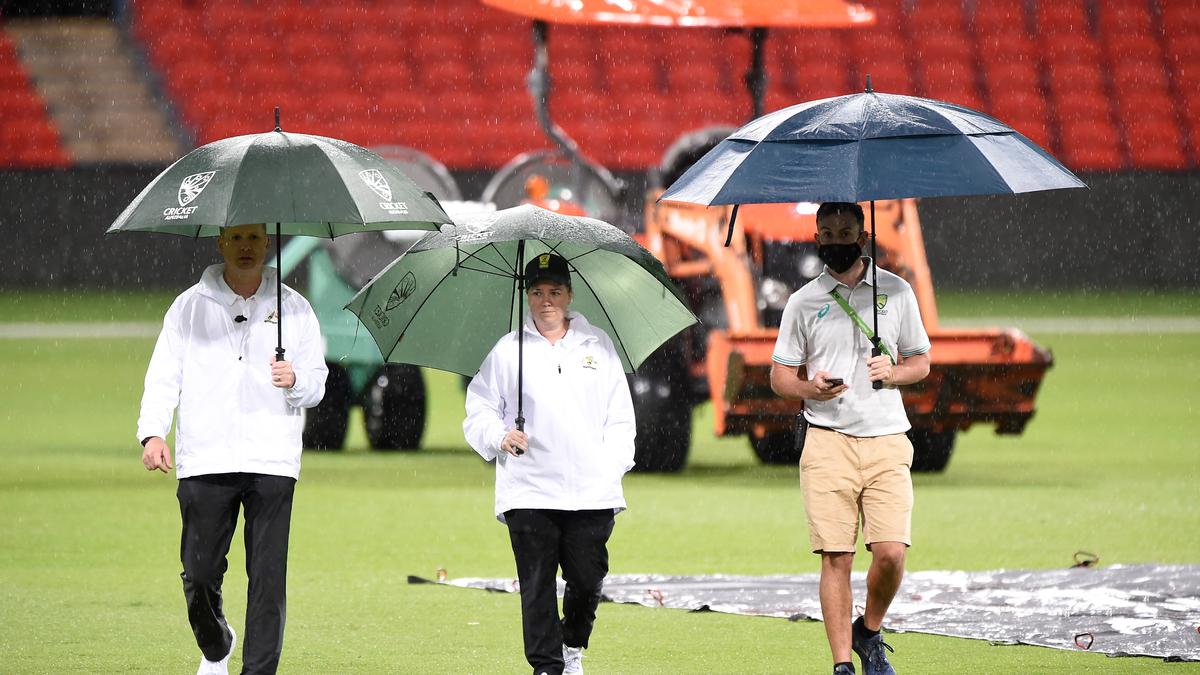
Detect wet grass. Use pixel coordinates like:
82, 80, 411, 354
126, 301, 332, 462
0, 293, 1197, 672
2, 288, 1199, 324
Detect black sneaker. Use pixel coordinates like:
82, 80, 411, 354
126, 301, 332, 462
834, 663, 856, 675
852, 616, 896, 675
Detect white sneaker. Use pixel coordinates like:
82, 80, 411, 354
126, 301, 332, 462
562, 644, 584, 674
196, 625, 236, 675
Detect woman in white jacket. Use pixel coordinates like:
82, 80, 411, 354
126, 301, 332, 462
464, 252, 636, 675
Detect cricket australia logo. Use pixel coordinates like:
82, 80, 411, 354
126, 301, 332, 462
163, 171, 215, 220
875, 294, 889, 314
386, 272, 417, 310
359, 169, 409, 216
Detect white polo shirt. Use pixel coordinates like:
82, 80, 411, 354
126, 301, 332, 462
772, 259, 930, 437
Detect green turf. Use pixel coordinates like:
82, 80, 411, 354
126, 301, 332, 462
1, 294, 1198, 672
932, 289, 1200, 318
2, 289, 1198, 323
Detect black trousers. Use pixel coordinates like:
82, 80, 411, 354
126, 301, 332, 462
505, 508, 615, 675
177, 473, 295, 675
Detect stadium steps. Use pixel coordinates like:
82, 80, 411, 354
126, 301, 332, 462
6, 18, 179, 164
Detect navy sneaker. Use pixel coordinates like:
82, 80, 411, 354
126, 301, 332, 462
852, 616, 896, 675
834, 663, 856, 675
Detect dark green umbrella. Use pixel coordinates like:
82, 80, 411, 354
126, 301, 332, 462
344, 204, 697, 430
108, 112, 452, 360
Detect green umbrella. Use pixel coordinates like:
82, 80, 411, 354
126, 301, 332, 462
344, 204, 697, 430
108, 112, 452, 361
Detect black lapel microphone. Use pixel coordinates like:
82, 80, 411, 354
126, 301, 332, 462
234, 315, 247, 323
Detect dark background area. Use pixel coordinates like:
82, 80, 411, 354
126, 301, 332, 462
0, 168, 1196, 291
0, 0, 113, 17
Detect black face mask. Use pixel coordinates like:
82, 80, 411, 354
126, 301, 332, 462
817, 242, 862, 273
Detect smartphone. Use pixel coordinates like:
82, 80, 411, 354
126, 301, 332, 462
826, 377, 844, 387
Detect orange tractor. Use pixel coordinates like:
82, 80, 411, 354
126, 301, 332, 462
481, 0, 1053, 472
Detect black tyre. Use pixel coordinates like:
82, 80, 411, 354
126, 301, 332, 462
907, 428, 956, 472
303, 361, 351, 451
750, 431, 801, 465
628, 348, 692, 473
364, 364, 426, 450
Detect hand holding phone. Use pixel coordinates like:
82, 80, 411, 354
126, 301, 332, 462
825, 377, 844, 388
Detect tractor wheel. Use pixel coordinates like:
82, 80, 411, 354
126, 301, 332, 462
907, 428, 956, 472
303, 361, 351, 451
364, 364, 426, 450
750, 431, 800, 465
628, 348, 692, 473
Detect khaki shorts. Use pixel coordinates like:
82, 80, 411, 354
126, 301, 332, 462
799, 427, 914, 553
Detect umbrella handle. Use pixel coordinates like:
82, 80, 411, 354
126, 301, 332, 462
871, 343, 883, 390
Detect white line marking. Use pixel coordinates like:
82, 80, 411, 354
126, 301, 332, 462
0, 322, 160, 339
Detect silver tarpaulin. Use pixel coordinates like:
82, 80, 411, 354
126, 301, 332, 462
431, 564, 1200, 662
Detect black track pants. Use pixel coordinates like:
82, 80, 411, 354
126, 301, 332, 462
505, 508, 615, 675
177, 473, 295, 675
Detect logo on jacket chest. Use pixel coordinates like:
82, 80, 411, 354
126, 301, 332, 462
581, 355, 598, 370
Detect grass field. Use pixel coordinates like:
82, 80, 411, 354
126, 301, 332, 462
1, 291, 1198, 673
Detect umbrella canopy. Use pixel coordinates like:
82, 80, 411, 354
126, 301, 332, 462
344, 204, 697, 378
659, 89, 1087, 206
658, 85, 1087, 390
483, 0, 873, 27
108, 125, 453, 360
108, 130, 451, 237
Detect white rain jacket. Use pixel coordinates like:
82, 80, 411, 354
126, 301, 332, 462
464, 311, 636, 521
137, 264, 328, 480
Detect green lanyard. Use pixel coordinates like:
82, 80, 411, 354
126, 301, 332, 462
828, 288, 895, 363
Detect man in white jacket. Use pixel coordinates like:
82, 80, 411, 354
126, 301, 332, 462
138, 223, 327, 675
464, 252, 636, 675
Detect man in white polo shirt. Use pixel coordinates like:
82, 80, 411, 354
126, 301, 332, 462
770, 202, 931, 675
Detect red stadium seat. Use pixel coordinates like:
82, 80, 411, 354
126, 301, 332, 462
418, 60, 476, 93
0, 63, 29, 90
790, 60, 854, 100
983, 61, 1040, 91
143, 29, 208, 68
1033, 0, 1089, 36
204, 5, 274, 37
355, 61, 415, 93
665, 61, 726, 95
1104, 34, 1164, 67
1096, 3, 1153, 37
1160, 4, 1200, 41
916, 33, 974, 63
1110, 61, 1171, 97
547, 26, 595, 62
1040, 33, 1102, 66
1045, 62, 1106, 95
908, 1, 967, 35
1058, 121, 1125, 171
990, 89, 1051, 122
1124, 118, 1188, 169
976, 29, 1038, 67
346, 31, 408, 64
972, 0, 1031, 33
550, 59, 602, 93
600, 58, 662, 94
0, 90, 47, 119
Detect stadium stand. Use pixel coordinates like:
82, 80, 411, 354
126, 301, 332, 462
0, 0, 1194, 171
0, 26, 69, 168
